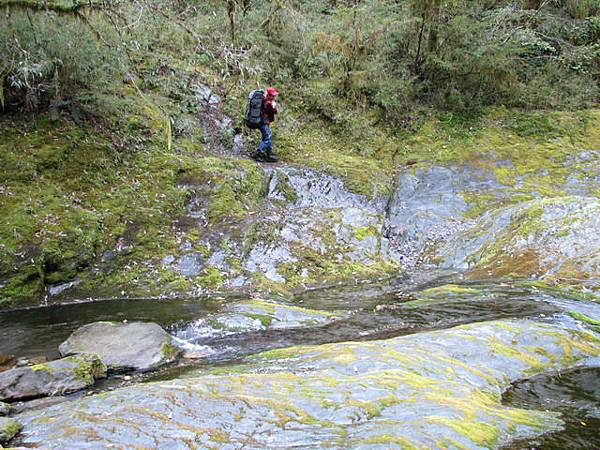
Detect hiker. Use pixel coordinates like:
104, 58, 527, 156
246, 87, 279, 163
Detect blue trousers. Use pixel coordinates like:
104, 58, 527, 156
257, 124, 272, 153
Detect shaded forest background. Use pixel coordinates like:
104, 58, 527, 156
2, 0, 599, 123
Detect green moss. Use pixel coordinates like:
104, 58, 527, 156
2, 86, 599, 307
203, 364, 253, 376
250, 346, 308, 361
489, 337, 545, 371
525, 346, 558, 364
0, 417, 23, 443
0, 271, 43, 309
569, 311, 600, 333
508, 111, 574, 138
30, 363, 54, 373
272, 173, 299, 204
353, 225, 379, 242
351, 435, 418, 448
420, 284, 480, 297
346, 399, 382, 419
276, 121, 397, 198
273, 239, 400, 291
161, 341, 181, 360
0, 116, 194, 306
30, 355, 106, 383
242, 300, 277, 315
198, 266, 224, 289
378, 395, 402, 409
0, 109, 267, 305
243, 313, 274, 327
70, 356, 107, 383
465, 196, 584, 278
427, 416, 500, 448
178, 157, 268, 225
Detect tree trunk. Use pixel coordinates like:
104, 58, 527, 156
227, 0, 237, 45
414, 14, 425, 72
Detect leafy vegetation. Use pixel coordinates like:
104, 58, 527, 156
2, 1, 598, 118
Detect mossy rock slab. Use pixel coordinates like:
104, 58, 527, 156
385, 149, 600, 266
268, 167, 384, 211
240, 167, 389, 286
15, 319, 600, 449
0, 402, 9, 416
0, 354, 105, 402
59, 322, 181, 372
0, 416, 22, 444
385, 165, 507, 260
431, 196, 600, 283
190, 166, 394, 289
229, 299, 340, 330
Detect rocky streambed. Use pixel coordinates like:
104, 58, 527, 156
0, 277, 599, 448
1, 150, 599, 448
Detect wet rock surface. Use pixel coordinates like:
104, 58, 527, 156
0, 354, 105, 402
59, 322, 181, 372
210, 166, 393, 286
3, 148, 600, 448
174, 299, 341, 344
384, 165, 502, 262
14, 319, 599, 449
31, 149, 593, 302
430, 196, 600, 284
10, 396, 69, 415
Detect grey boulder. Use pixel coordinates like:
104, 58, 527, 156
0, 354, 105, 402
59, 321, 181, 372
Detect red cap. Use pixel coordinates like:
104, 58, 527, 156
266, 87, 278, 97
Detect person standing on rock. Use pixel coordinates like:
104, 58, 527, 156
248, 87, 279, 163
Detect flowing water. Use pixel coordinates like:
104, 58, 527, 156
0, 295, 234, 360
502, 366, 600, 450
1, 276, 599, 448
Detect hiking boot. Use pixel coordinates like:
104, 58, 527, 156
264, 150, 279, 163
251, 150, 266, 162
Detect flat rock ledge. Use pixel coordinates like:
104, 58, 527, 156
0, 417, 22, 444
0, 354, 106, 402
59, 321, 181, 372
14, 318, 600, 449
174, 299, 342, 341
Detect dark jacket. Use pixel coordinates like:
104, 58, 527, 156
261, 99, 278, 125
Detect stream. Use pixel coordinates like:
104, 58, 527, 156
502, 366, 600, 450
1, 276, 599, 448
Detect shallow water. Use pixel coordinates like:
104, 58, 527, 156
0, 294, 239, 360
170, 293, 559, 364
0, 279, 571, 367
502, 366, 600, 450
